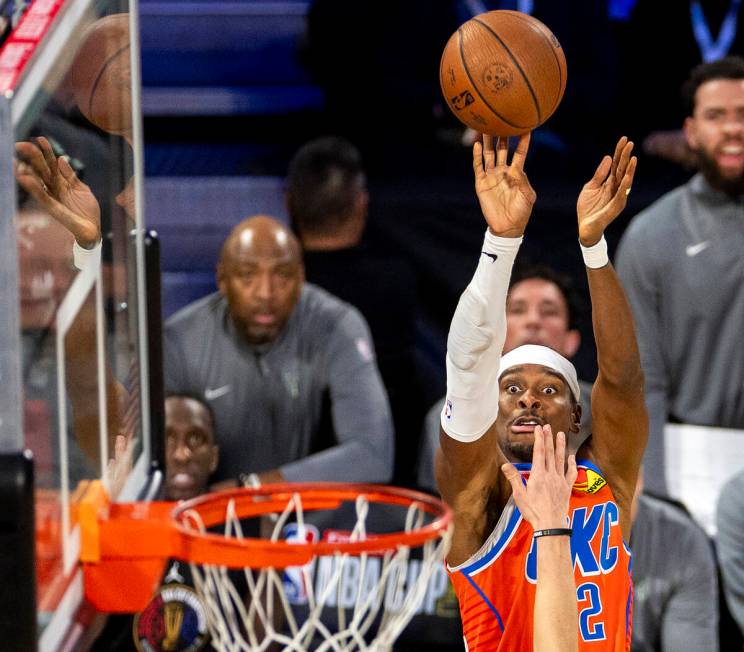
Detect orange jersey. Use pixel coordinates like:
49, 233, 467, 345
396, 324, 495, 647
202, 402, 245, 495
448, 459, 633, 651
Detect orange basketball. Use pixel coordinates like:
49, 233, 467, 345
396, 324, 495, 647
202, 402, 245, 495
439, 10, 567, 137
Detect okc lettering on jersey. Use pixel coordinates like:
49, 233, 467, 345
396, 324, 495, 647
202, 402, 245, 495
525, 501, 619, 582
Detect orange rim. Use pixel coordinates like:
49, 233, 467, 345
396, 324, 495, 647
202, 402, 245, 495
170, 482, 452, 568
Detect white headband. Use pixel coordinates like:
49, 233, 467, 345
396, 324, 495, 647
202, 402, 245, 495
498, 344, 580, 402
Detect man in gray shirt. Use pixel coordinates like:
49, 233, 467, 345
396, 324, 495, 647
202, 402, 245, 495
717, 470, 744, 641
164, 215, 394, 485
631, 472, 719, 652
616, 57, 744, 495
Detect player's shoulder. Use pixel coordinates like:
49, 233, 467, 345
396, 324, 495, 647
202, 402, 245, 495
623, 181, 691, 242
295, 283, 370, 337
165, 292, 225, 337
638, 493, 709, 545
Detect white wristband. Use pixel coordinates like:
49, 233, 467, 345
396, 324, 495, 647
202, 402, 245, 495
580, 236, 609, 269
73, 240, 102, 271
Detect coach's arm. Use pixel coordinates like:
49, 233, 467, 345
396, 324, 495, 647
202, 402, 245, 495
280, 306, 394, 483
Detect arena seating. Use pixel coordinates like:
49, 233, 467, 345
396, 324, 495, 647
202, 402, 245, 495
139, 0, 322, 117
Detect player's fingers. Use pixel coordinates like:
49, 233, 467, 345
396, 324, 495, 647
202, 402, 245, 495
501, 463, 527, 502
472, 140, 485, 178
610, 136, 627, 181
511, 132, 531, 170
481, 133, 494, 170
554, 430, 566, 475
496, 135, 509, 167
58, 156, 78, 182
624, 156, 638, 191
614, 140, 634, 185
532, 424, 545, 471
542, 424, 554, 472
15, 162, 51, 204
607, 157, 637, 214
36, 136, 59, 179
585, 155, 611, 189
565, 454, 578, 487
16, 141, 52, 185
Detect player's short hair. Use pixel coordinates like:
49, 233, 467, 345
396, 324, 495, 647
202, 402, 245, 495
164, 391, 215, 434
286, 136, 366, 238
682, 55, 744, 117
508, 263, 583, 332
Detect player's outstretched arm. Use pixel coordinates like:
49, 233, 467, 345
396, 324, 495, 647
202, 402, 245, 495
437, 133, 535, 565
576, 137, 648, 538
502, 425, 578, 652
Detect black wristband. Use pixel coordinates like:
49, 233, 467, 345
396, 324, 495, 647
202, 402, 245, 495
533, 528, 573, 538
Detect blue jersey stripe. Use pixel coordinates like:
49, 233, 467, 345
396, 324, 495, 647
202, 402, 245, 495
460, 504, 523, 575
462, 571, 505, 633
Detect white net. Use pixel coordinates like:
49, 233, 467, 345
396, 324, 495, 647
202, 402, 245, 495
179, 490, 452, 652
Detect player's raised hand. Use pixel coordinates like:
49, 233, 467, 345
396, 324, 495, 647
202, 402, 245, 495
501, 425, 577, 530
473, 132, 536, 238
15, 136, 101, 249
576, 136, 637, 246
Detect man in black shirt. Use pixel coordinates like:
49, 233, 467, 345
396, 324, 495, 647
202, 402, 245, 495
287, 136, 421, 484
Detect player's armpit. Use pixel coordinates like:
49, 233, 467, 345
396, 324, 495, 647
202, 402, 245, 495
436, 422, 505, 565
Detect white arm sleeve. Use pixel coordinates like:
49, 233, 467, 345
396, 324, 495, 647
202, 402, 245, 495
441, 230, 521, 442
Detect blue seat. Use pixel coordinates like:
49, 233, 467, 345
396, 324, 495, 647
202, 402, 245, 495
139, 0, 323, 116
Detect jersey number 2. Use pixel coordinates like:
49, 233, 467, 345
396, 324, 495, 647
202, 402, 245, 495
577, 582, 606, 642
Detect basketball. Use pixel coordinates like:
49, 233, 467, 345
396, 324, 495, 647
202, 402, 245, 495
70, 14, 132, 136
439, 10, 567, 137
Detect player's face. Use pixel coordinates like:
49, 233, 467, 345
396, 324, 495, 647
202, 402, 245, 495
495, 364, 579, 463
165, 397, 218, 501
504, 279, 579, 357
220, 230, 304, 345
685, 79, 744, 192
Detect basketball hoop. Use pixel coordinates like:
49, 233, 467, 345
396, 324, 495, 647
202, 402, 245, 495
79, 482, 452, 651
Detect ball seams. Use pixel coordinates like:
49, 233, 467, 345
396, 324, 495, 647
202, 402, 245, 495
457, 24, 527, 130
471, 16, 542, 124
500, 10, 565, 117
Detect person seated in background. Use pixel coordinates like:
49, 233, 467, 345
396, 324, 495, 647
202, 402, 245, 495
286, 136, 422, 484
716, 469, 744, 642
164, 215, 394, 487
630, 469, 719, 652
94, 393, 220, 650
417, 263, 592, 492
162, 393, 219, 501
616, 57, 744, 500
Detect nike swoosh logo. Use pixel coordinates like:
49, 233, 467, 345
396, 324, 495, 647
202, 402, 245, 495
685, 241, 711, 257
482, 251, 498, 262
204, 384, 231, 400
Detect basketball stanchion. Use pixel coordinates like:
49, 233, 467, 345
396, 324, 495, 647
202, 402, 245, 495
78, 482, 453, 651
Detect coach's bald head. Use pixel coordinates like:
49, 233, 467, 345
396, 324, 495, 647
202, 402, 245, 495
218, 215, 304, 344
